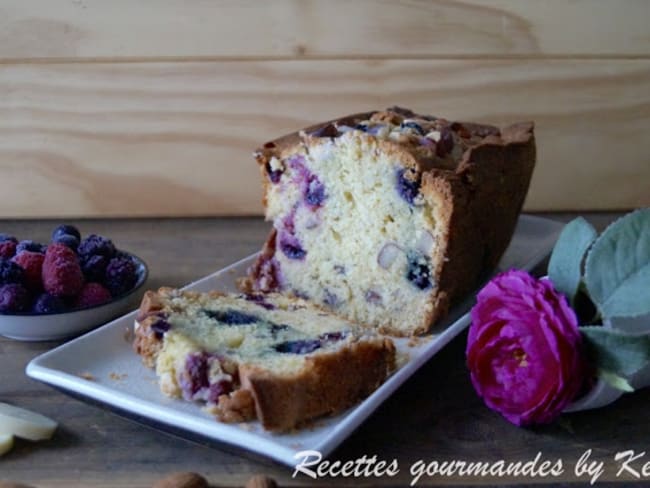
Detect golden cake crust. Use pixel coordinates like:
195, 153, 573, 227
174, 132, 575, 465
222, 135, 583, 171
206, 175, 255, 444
240, 338, 395, 431
243, 108, 535, 335
133, 287, 396, 431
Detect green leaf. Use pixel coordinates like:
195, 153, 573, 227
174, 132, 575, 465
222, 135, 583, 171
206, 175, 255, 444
548, 217, 597, 305
599, 369, 634, 393
581, 325, 650, 377
585, 208, 650, 319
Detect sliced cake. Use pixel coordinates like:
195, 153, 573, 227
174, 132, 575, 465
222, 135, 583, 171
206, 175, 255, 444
240, 107, 535, 335
133, 288, 396, 431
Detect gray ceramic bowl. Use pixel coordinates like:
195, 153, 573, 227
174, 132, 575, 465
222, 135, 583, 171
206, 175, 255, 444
0, 253, 148, 341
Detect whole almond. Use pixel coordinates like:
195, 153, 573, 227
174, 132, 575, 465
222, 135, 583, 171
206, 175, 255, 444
245, 474, 278, 488
0, 483, 38, 488
152, 471, 208, 488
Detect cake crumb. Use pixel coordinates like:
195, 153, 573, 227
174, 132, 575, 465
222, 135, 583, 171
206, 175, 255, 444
123, 326, 133, 342
109, 372, 128, 381
407, 335, 433, 348
396, 351, 410, 369
78, 372, 95, 381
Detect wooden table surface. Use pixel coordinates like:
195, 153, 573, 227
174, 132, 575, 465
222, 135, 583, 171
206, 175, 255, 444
1, 213, 648, 488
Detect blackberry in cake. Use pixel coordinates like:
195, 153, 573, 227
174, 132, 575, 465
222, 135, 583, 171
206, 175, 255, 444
134, 288, 396, 432
240, 107, 535, 335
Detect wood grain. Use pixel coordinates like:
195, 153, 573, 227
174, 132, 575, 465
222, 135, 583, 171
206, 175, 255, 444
1, 59, 648, 217
1, 214, 649, 487
1, 0, 649, 61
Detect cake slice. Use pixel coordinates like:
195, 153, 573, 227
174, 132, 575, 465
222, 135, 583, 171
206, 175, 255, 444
240, 107, 535, 335
133, 288, 395, 431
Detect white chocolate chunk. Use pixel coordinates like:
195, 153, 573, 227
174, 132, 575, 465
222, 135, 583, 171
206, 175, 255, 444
0, 403, 57, 441
0, 432, 14, 456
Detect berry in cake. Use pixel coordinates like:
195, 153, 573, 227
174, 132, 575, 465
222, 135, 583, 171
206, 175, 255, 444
134, 288, 396, 431
241, 107, 535, 335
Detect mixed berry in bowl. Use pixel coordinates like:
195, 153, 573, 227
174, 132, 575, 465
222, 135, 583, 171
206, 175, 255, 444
0, 225, 147, 315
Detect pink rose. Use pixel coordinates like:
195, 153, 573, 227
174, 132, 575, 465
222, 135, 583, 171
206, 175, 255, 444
466, 270, 584, 426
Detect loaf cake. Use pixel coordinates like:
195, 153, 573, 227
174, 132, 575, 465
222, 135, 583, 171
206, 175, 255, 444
133, 288, 396, 431
240, 107, 535, 335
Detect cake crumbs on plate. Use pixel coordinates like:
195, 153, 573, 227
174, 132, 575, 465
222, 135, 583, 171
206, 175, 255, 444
123, 326, 133, 342
407, 335, 434, 348
109, 372, 128, 381
395, 351, 411, 369
78, 372, 96, 381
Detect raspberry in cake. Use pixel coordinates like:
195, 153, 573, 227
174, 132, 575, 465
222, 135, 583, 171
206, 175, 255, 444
134, 288, 396, 432
240, 107, 535, 335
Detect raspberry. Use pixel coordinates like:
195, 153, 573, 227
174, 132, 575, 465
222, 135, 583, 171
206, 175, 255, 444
0, 241, 17, 259
42, 243, 84, 297
0, 259, 25, 285
77, 234, 115, 258
0, 284, 30, 313
32, 293, 67, 314
52, 224, 81, 242
74, 282, 112, 309
16, 240, 47, 254
80, 254, 108, 282
12, 251, 44, 292
105, 257, 137, 296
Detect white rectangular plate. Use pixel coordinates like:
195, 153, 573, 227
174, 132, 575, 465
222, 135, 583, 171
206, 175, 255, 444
27, 215, 564, 467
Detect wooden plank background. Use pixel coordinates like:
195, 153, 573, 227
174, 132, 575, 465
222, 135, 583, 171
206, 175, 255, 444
1, 0, 648, 217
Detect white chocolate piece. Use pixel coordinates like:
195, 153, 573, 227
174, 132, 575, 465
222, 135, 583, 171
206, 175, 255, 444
0, 403, 57, 441
0, 432, 14, 456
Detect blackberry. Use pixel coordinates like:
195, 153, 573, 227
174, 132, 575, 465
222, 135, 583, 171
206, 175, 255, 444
78, 234, 116, 258
0, 259, 25, 285
0, 284, 30, 313
80, 254, 109, 282
0, 234, 18, 244
104, 256, 137, 296
16, 240, 47, 254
